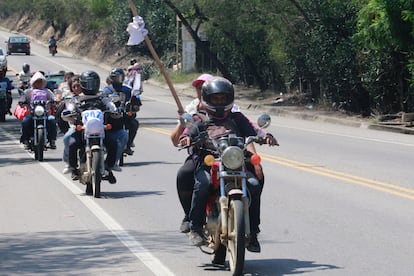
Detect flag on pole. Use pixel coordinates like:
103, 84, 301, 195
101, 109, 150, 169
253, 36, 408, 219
126, 16, 148, 46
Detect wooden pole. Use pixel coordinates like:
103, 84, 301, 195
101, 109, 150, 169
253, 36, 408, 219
127, 0, 184, 114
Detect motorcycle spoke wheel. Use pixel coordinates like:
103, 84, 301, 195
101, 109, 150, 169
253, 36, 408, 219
92, 150, 102, 198
227, 199, 245, 275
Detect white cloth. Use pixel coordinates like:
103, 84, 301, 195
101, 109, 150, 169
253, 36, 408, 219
126, 16, 148, 46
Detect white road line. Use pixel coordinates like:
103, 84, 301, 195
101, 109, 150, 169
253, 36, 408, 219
0, 127, 175, 276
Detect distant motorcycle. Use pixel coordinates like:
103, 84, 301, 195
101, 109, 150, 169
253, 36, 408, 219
0, 80, 12, 121
17, 80, 29, 96
49, 44, 57, 56
180, 113, 271, 276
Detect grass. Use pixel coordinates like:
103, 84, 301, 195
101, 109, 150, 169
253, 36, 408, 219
152, 70, 212, 84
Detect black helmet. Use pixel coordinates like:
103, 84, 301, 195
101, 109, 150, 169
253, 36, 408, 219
80, 70, 100, 95
202, 76, 234, 119
23, 63, 30, 73
109, 67, 125, 90
130, 58, 137, 66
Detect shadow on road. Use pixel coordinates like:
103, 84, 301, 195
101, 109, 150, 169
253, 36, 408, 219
101, 190, 165, 199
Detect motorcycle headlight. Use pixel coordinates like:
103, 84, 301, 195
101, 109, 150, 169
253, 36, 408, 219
222, 146, 244, 170
34, 105, 45, 116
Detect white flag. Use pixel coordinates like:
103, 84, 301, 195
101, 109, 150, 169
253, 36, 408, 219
126, 16, 148, 46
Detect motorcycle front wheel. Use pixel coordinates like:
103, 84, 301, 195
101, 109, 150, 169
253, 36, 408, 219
92, 150, 102, 198
227, 199, 245, 276
35, 128, 44, 161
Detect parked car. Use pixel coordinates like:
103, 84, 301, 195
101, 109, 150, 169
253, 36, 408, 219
0, 48, 7, 71
5, 35, 30, 55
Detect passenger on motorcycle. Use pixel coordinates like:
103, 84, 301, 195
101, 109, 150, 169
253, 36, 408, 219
64, 70, 120, 184
125, 62, 144, 94
17, 63, 31, 96
170, 73, 213, 234
0, 68, 13, 116
19, 71, 57, 149
178, 77, 278, 253
56, 75, 83, 173
103, 67, 141, 156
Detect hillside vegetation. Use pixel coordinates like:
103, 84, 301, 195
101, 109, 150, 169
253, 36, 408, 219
1, 0, 414, 116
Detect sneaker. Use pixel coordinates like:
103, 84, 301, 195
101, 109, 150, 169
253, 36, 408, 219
212, 244, 226, 266
48, 140, 57, 149
180, 218, 190, 233
71, 169, 80, 181
112, 163, 122, 172
124, 147, 134, 155
246, 233, 261, 253
7, 110, 12, 115
103, 170, 116, 184
188, 229, 206, 246
62, 164, 71, 174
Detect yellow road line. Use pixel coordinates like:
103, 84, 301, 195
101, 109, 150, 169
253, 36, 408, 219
144, 126, 414, 200
260, 153, 414, 200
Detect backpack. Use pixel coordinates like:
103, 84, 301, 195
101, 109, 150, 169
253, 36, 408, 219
31, 88, 48, 103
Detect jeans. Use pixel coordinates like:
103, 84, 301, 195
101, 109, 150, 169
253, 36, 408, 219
177, 155, 196, 218
63, 127, 76, 164
189, 164, 262, 234
104, 129, 128, 168
125, 117, 139, 147
21, 113, 57, 142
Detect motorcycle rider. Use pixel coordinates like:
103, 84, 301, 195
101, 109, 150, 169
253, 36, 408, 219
179, 77, 278, 253
103, 67, 141, 156
19, 71, 57, 149
63, 70, 120, 186
17, 63, 31, 96
0, 68, 13, 116
48, 35, 57, 52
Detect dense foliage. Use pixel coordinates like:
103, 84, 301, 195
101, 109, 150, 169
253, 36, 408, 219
1, 0, 413, 115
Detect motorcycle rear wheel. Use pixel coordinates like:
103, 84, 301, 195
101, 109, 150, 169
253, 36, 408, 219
92, 150, 102, 198
227, 199, 245, 276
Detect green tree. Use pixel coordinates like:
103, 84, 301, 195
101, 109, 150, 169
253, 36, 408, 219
355, 0, 414, 113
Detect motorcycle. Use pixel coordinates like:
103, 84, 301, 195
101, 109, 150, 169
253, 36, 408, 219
180, 113, 271, 275
27, 100, 52, 161
49, 44, 57, 56
17, 80, 29, 96
62, 95, 120, 197
76, 108, 109, 198
0, 86, 9, 122
118, 91, 142, 166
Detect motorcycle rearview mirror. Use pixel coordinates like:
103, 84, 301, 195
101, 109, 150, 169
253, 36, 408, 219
257, 114, 271, 129
179, 113, 194, 128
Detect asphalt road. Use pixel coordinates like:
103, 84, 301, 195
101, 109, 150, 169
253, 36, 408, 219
1, 28, 414, 276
